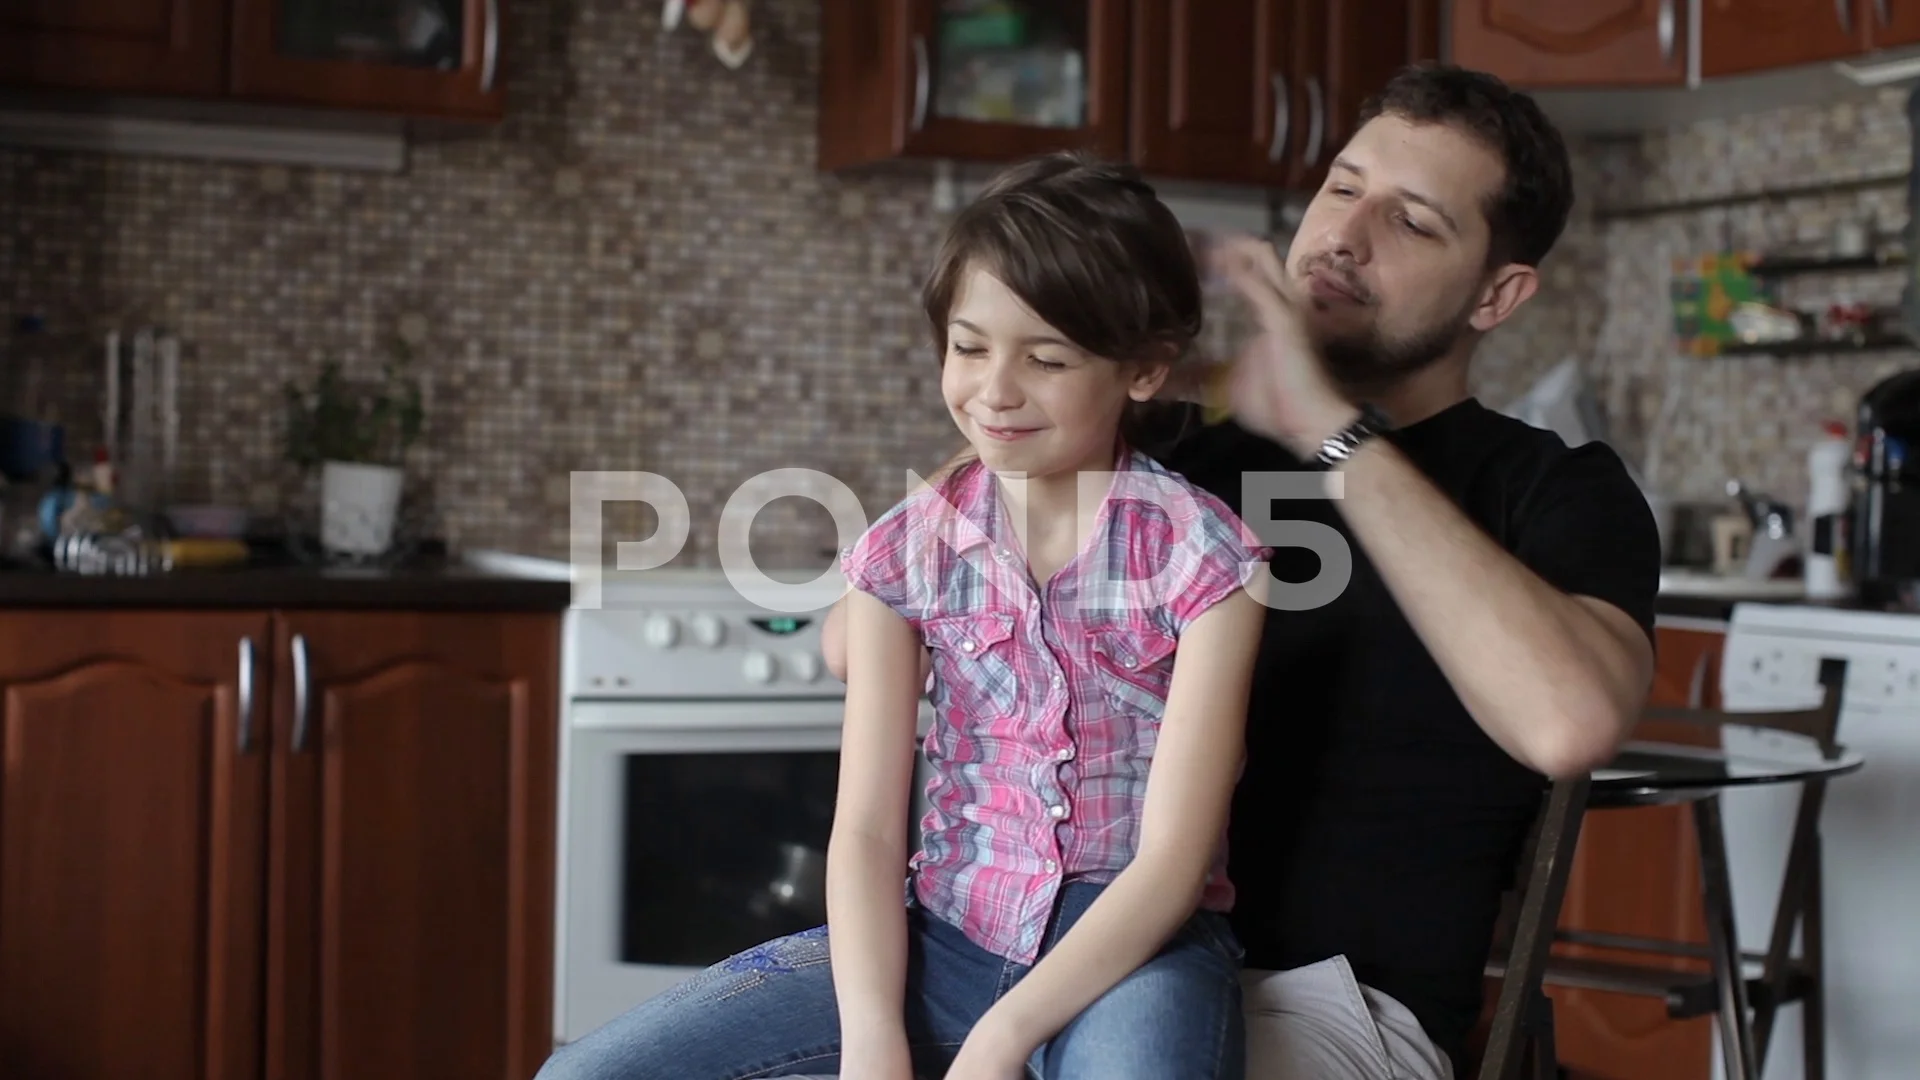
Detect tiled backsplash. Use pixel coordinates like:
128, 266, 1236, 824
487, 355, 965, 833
1476, 88, 1920, 521
4, 0, 1917, 563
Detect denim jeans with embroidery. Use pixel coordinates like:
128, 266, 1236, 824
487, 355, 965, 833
534, 880, 1246, 1080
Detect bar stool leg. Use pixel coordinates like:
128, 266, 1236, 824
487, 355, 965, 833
1693, 794, 1759, 1080
1804, 841, 1826, 1080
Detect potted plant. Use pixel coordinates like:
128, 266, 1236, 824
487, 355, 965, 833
283, 339, 424, 557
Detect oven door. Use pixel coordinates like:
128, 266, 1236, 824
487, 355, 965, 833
555, 698, 931, 1046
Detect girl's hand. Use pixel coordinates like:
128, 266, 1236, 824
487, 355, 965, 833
944, 1015, 1033, 1080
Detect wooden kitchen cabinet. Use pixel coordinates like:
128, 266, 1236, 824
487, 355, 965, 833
0, 0, 229, 96
1700, 0, 1871, 78
1547, 621, 1727, 1080
1131, 0, 1436, 188
818, 0, 1132, 171
265, 611, 558, 1080
1449, 0, 1689, 88
0, 611, 271, 1080
230, 0, 507, 121
1127, 0, 1295, 186
819, 0, 1436, 191
0, 0, 505, 121
0, 607, 559, 1080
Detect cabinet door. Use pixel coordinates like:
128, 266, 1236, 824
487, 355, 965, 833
1869, 0, 1920, 48
0, 612, 270, 1080
1129, 0, 1292, 186
1548, 623, 1724, 1080
229, 0, 505, 120
820, 0, 1128, 169
1701, 0, 1870, 78
0, 0, 226, 96
1298, 0, 1440, 190
1450, 0, 1686, 87
264, 612, 558, 1080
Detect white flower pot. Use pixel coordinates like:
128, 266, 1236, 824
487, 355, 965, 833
320, 460, 404, 556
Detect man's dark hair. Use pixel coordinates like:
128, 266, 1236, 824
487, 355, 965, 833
1356, 62, 1573, 269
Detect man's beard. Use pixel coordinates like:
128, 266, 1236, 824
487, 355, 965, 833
1314, 300, 1475, 392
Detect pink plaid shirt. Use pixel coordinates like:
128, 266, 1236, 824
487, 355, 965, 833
840, 446, 1271, 964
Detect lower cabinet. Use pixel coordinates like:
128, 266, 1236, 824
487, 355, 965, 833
1549, 620, 1726, 1080
0, 609, 560, 1080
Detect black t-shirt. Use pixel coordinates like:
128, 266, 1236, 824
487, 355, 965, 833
1146, 397, 1661, 1073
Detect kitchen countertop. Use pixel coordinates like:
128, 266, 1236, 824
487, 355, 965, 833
0, 550, 573, 611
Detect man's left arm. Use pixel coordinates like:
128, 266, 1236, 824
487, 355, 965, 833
1325, 426, 1656, 778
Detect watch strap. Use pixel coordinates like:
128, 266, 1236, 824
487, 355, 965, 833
1310, 404, 1390, 470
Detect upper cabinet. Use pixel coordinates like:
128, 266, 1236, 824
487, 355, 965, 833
231, 0, 505, 119
0, 0, 505, 122
1699, 0, 1868, 78
1458, 0, 1920, 94
1128, 0, 1293, 187
820, 0, 1439, 191
0, 0, 228, 96
819, 0, 1130, 170
1450, 0, 1687, 87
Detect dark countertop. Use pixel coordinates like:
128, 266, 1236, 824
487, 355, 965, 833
0, 559, 572, 611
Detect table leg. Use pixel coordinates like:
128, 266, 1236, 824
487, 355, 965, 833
1693, 794, 1759, 1080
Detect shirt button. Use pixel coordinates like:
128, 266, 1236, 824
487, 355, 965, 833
961, 640, 976, 653
1051, 673, 1063, 686
1056, 746, 1073, 761
1120, 655, 1137, 669
1045, 859, 1059, 873
1048, 804, 1068, 820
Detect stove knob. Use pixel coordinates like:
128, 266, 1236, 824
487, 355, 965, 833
642, 614, 680, 649
689, 613, 726, 648
787, 652, 822, 683
742, 651, 778, 684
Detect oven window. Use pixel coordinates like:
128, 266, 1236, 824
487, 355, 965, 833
619, 751, 840, 966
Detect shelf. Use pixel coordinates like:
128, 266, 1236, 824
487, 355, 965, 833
1714, 334, 1913, 357
1593, 171, 1909, 222
1746, 252, 1909, 276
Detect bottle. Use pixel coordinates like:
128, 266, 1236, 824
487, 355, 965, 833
1806, 420, 1853, 599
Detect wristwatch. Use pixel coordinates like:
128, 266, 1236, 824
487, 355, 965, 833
1309, 403, 1391, 470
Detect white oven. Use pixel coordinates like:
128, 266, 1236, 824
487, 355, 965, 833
553, 569, 931, 1047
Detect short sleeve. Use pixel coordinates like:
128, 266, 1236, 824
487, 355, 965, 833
1165, 488, 1273, 634
838, 502, 920, 625
1510, 441, 1662, 646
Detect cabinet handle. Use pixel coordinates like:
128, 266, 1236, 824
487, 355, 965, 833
1687, 648, 1715, 708
1658, 0, 1676, 62
1268, 71, 1290, 163
291, 633, 312, 753
1837, 0, 1854, 34
481, 0, 500, 92
1877, 0, 1890, 27
237, 637, 256, 753
1304, 76, 1325, 169
911, 34, 930, 132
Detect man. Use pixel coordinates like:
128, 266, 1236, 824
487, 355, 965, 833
822, 63, 1660, 1079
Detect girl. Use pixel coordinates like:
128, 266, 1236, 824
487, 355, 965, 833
536, 152, 1271, 1080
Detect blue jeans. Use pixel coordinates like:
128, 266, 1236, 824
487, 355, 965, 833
536, 881, 1246, 1080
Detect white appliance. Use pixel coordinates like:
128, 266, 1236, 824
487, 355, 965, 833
1717, 603, 1920, 1080
553, 566, 933, 1048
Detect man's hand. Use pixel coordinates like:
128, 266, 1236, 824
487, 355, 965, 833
1207, 234, 1361, 457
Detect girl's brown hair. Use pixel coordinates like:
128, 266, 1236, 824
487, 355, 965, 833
921, 151, 1205, 451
